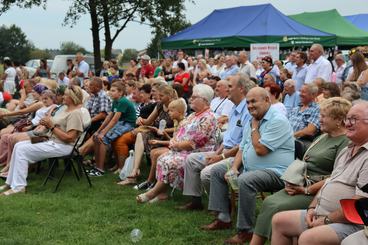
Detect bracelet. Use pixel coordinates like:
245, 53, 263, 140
307, 206, 315, 211
221, 153, 226, 160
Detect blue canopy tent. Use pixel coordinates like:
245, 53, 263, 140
345, 14, 368, 32
161, 4, 335, 49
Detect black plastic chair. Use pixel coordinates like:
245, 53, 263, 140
43, 125, 92, 192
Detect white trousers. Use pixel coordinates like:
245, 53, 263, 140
6, 140, 73, 190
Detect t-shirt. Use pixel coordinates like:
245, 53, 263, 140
51, 109, 84, 145
174, 72, 190, 92
140, 64, 154, 78
77, 60, 90, 78
4, 67, 16, 94
112, 96, 136, 124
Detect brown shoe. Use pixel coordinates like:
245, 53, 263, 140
201, 219, 232, 231
176, 202, 203, 211
223, 231, 253, 244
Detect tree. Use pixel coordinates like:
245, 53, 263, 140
0, 0, 46, 15
30, 48, 51, 59
60, 41, 88, 54
0, 24, 33, 63
147, 20, 191, 58
121, 48, 139, 63
64, 0, 192, 71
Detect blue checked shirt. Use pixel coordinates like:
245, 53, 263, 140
288, 102, 320, 133
86, 90, 112, 118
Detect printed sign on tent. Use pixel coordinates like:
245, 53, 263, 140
250, 43, 280, 62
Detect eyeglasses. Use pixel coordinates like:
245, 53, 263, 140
344, 117, 368, 125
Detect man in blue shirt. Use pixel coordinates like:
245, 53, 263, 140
202, 87, 295, 244
292, 51, 308, 91
180, 74, 256, 210
283, 79, 300, 116
220, 56, 239, 80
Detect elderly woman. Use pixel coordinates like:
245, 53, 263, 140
322, 82, 341, 99
0, 83, 48, 135
0, 85, 85, 196
249, 97, 351, 245
342, 82, 362, 104
136, 84, 218, 203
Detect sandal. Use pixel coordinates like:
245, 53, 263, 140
117, 177, 137, 186
1, 188, 26, 196
136, 193, 151, 203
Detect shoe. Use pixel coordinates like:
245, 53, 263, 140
136, 193, 151, 203
133, 181, 153, 191
87, 168, 105, 177
201, 219, 232, 231
1, 188, 26, 196
223, 231, 253, 244
176, 202, 204, 211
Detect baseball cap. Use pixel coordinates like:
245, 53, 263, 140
340, 198, 368, 226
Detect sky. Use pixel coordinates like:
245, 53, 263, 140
1, 0, 368, 52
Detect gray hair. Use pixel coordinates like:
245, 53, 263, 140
311, 43, 324, 54
304, 83, 319, 96
192, 84, 214, 104
236, 74, 257, 95
284, 79, 296, 87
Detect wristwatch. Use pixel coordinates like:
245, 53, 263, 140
324, 216, 333, 224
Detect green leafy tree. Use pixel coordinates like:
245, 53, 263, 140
0, 0, 46, 15
121, 48, 139, 63
60, 41, 88, 54
29, 48, 51, 59
0, 24, 33, 63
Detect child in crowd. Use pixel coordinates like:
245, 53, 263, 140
88, 82, 137, 177
131, 98, 187, 190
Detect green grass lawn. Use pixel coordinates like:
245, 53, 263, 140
0, 165, 253, 245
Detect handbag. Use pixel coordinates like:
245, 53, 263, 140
281, 134, 327, 186
13, 118, 32, 132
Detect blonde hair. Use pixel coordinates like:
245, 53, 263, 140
320, 97, 352, 122
158, 84, 178, 100
169, 98, 187, 116
64, 85, 83, 105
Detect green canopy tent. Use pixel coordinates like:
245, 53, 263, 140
290, 9, 368, 46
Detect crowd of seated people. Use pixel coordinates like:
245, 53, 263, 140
1, 45, 368, 244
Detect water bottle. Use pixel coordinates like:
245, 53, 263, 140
226, 169, 239, 191
159, 119, 167, 132
130, 228, 143, 243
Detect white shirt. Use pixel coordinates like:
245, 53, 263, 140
335, 64, 346, 85
172, 59, 188, 71
238, 61, 256, 78
305, 56, 332, 83
57, 76, 70, 86
284, 62, 296, 74
78, 60, 90, 78
4, 67, 16, 94
210, 97, 234, 118
271, 102, 287, 117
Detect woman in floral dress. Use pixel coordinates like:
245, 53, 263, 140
137, 84, 218, 203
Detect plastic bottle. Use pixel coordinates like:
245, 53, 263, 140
159, 119, 167, 132
130, 228, 143, 243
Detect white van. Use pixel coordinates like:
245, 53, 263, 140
50, 54, 95, 79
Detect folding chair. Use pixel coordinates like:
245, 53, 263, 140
43, 125, 92, 192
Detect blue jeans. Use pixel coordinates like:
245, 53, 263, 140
102, 121, 134, 145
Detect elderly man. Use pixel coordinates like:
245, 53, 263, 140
305, 44, 332, 83
79, 77, 112, 156
172, 50, 188, 72
238, 51, 256, 78
210, 80, 234, 119
334, 54, 346, 85
288, 84, 320, 141
292, 51, 308, 91
180, 75, 256, 210
272, 102, 368, 245
74, 52, 90, 81
201, 87, 295, 244
283, 79, 300, 116
220, 56, 239, 80
139, 54, 154, 79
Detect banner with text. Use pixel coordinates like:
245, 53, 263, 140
250, 43, 279, 62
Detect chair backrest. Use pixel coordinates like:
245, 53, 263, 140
294, 139, 311, 160
69, 124, 91, 157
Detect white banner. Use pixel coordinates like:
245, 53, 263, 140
250, 43, 279, 62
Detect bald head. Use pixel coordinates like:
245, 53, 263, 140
309, 44, 324, 61
246, 87, 271, 120
247, 87, 269, 100
215, 80, 229, 98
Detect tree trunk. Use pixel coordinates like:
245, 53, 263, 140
102, 1, 112, 60
88, 0, 102, 74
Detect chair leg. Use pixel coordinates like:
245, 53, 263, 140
79, 161, 92, 188
70, 160, 80, 181
43, 158, 57, 186
53, 159, 70, 193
